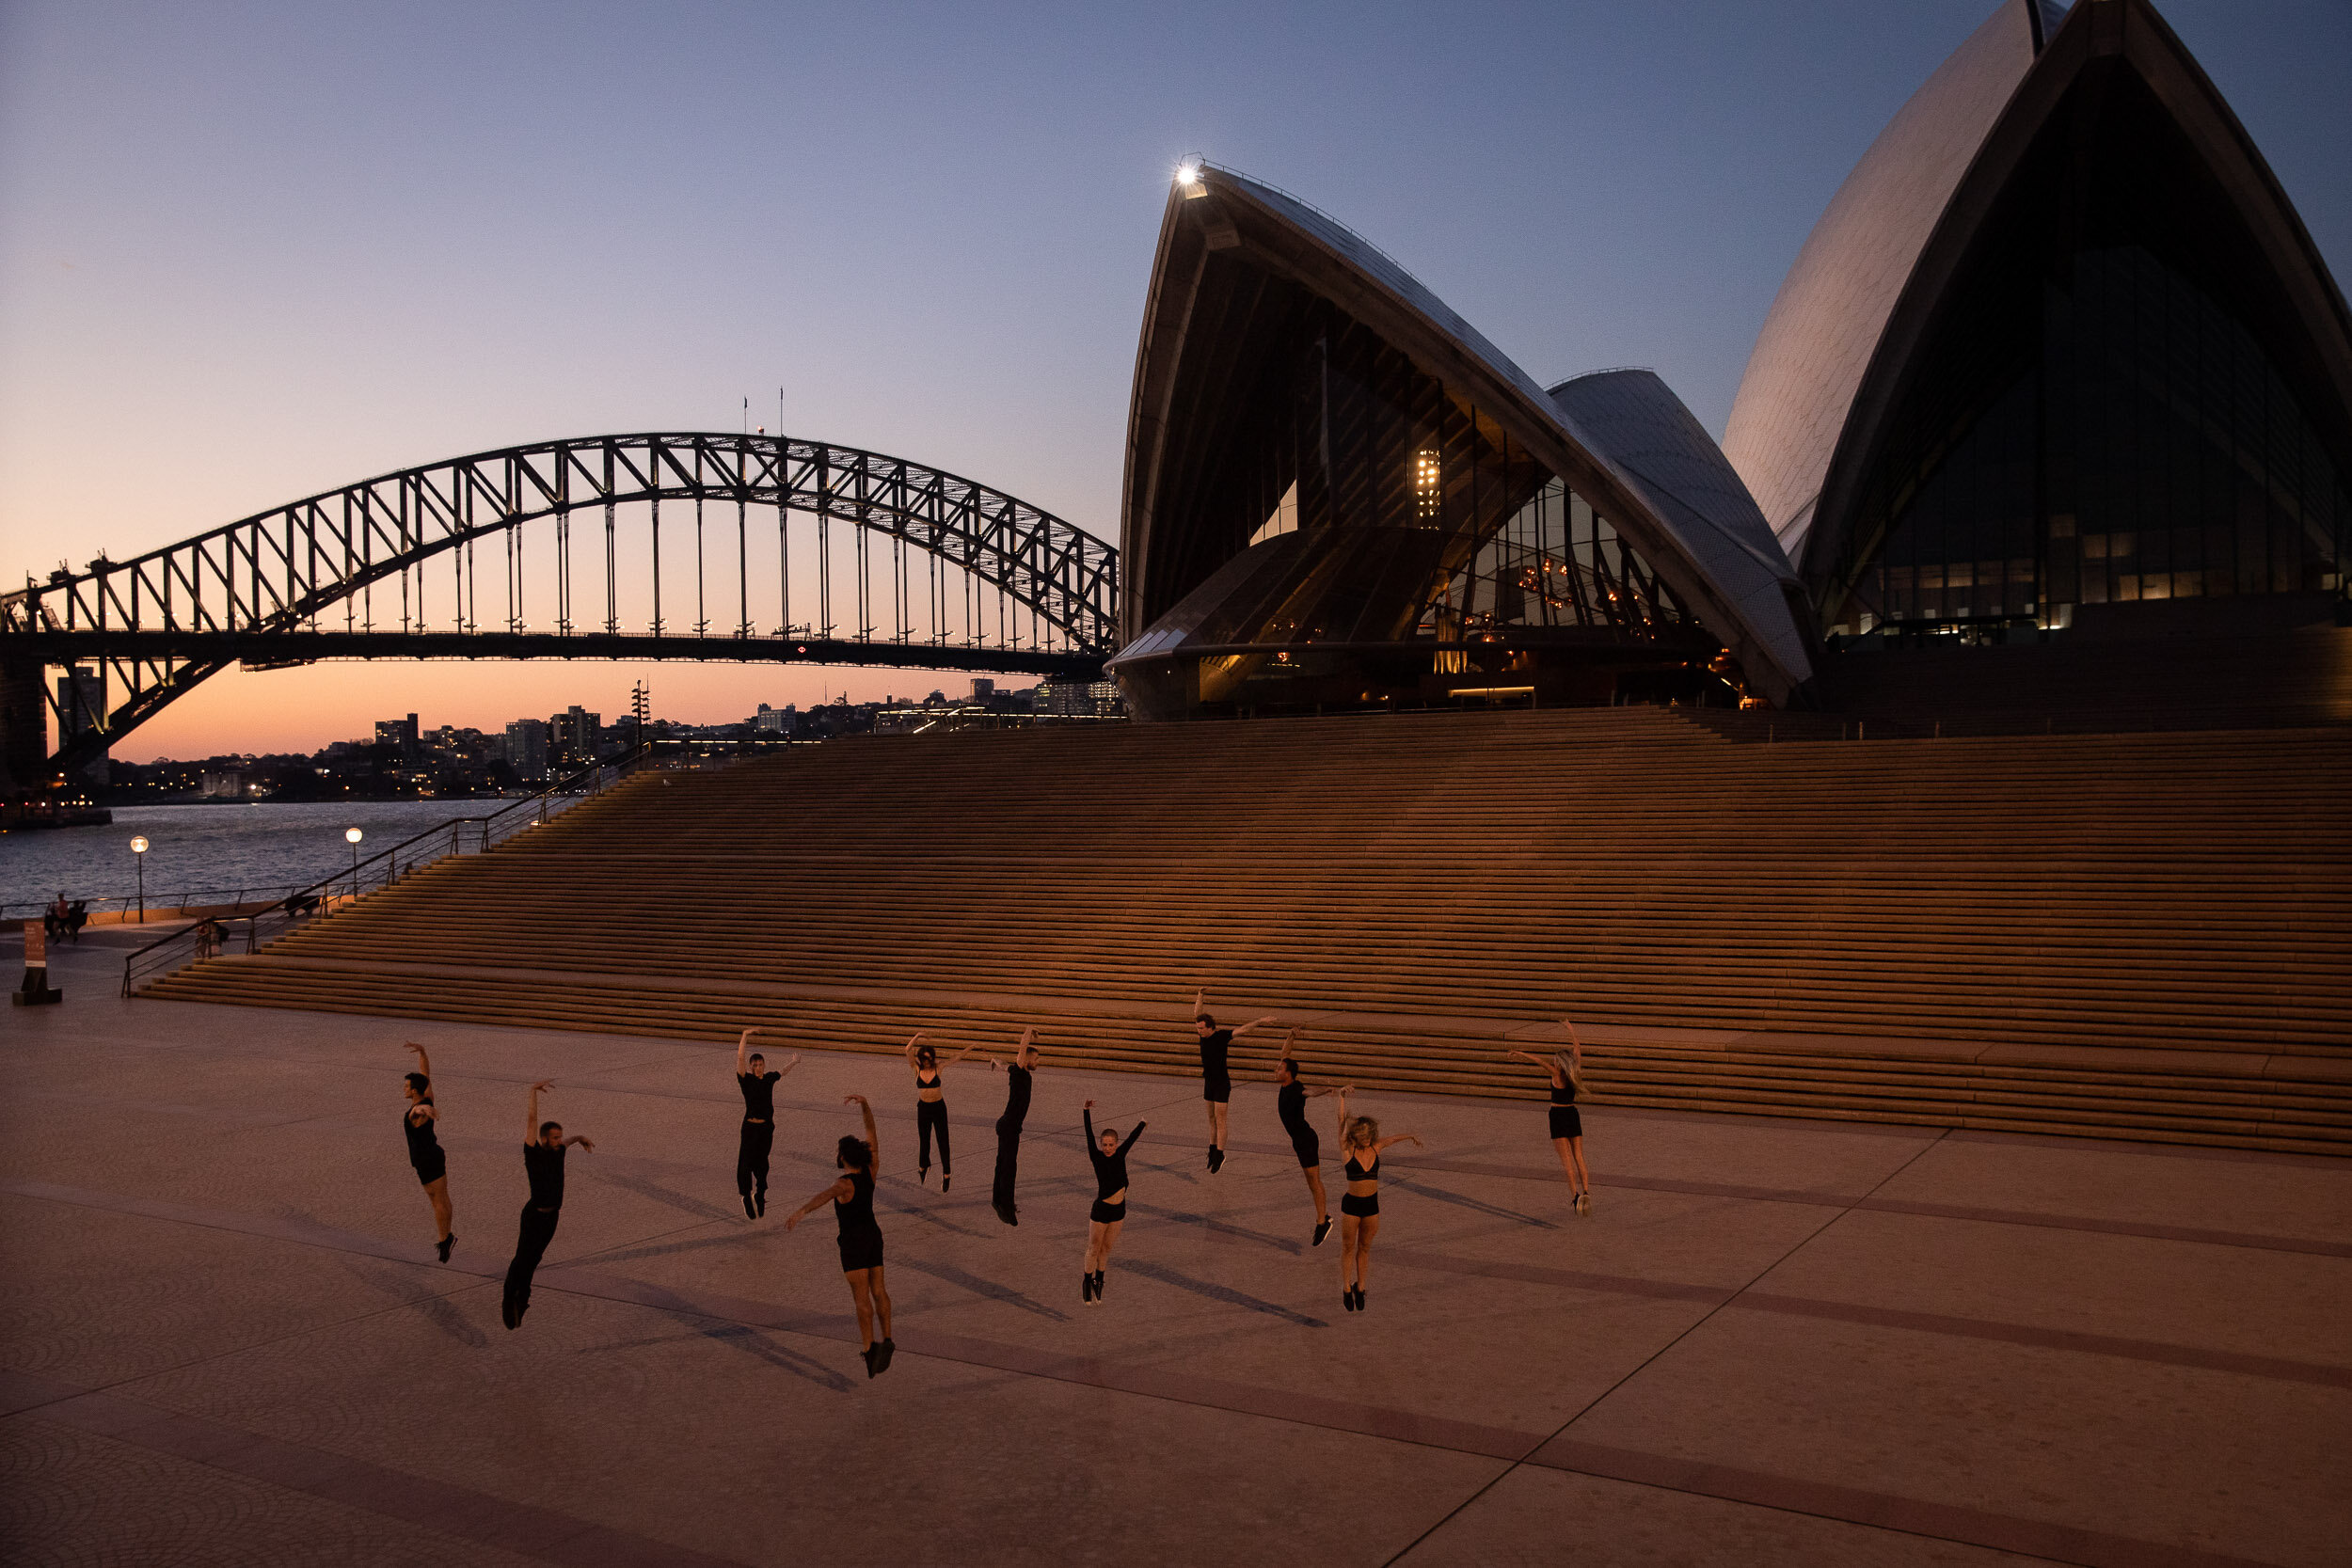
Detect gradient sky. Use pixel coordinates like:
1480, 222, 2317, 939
3, 0, 2344, 760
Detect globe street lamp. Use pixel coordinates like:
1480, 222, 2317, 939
345, 826, 363, 879
130, 835, 149, 924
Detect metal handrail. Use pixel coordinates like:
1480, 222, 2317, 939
119, 747, 654, 997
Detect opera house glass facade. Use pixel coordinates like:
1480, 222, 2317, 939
1113, 0, 2350, 720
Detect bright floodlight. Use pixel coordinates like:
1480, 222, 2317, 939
130, 835, 149, 854
1177, 161, 1202, 186
345, 827, 364, 845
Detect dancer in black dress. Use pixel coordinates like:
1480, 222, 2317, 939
733, 1027, 800, 1219
983, 1027, 1041, 1226
1079, 1101, 1146, 1306
502, 1081, 594, 1330
1507, 1021, 1591, 1213
1333, 1087, 1421, 1313
785, 1095, 895, 1377
401, 1043, 455, 1262
1269, 1031, 1339, 1246
905, 1033, 978, 1190
1189, 989, 1276, 1173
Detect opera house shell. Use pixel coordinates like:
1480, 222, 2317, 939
1111, 0, 2349, 721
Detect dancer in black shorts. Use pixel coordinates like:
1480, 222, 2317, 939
905, 1033, 978, 1190
1333, 1086, 1420, 1314
733, 1027, 800, 1219
1269, 1031, 1339, 1246
982, 1027, 1041, 1226
502, 1081, 595, 1330
401, 1043, 455, 1262
1508, 1021, 1591, 1213
1190, 989, 1276, 1173
1079, 1101, 1146, 1306
785, 1095, 894, 1377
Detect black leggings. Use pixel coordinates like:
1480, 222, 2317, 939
504, 1205, 561, 1316
737, 1119, 773, 1198
993, 1114, 1023, 1211
916, 1099, 950, 1173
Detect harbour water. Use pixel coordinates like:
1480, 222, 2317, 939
0, 800, 517, 918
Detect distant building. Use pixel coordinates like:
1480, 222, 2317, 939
752, 703, 796, 735
374, 714, 421, 757
549, 706, 600, 769
201, 768, 247, 799
503, 718, 550, 779
971, 678, 995, 702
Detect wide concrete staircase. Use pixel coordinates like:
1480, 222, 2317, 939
145, 708, 2352, 1152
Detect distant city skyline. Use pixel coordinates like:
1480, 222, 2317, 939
4, 1, 2344, 759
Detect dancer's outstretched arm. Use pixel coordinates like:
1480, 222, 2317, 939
1371, 1132, 1422, 1156
774, 1054, 802, 1079
1230, 1014, 1279, 1038
526, 1081, 549, 1142
902, 1033, 929, 1068
850, 1095, 881, 1174
943, 1041, 980, 1069
783, 1174, 852, 1231
405, 1041, 433, 1079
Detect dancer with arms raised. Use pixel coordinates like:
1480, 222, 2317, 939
984, 1027, 1041, 1226
501, 1081, 594, 1330
1190, 989, 1276, 1173
906, 1033, 978, 1191
733, 1028, 799, 1219
1079, 1101, 1147, 1306
400, 1043, 455, 1262
1506, 1021, 1592, 1214
1270, 1031, 1339, 1245
785, 1094, 895, 1377
1333, 1086, 1421, 1314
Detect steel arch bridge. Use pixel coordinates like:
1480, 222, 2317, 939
1, 432, 1120, 784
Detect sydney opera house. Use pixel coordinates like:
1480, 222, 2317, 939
1108, 0, 2350, 723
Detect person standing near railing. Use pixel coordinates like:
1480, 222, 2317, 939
402, 1043, 456, 1262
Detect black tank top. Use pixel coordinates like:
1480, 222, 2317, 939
834, 1167, 879, 1237
1343, 1150, 1379, 1182
1002, 1065, 1033, 1122
1551, 1076, 1578, 1105
1278, 1081, 1311, 1139
739, 1070, 780, 1118
403, 1103, 440, 1168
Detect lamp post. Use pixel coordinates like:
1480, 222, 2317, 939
130, 835, 149, 923
345, 826, 363, 880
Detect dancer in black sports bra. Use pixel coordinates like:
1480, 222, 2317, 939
1270, 1031, 1339, 1246
785, 1095, 895, 1377
1190, 988, 1276, 1174
1333, 1086, 1421, 1313
983, 1028, 1041, 1226
905, 1032, 978, 1191
733, 1027, 799, 1220
501, 1081, 595, 1331
1508, 1020, 1592, 1214
1079, 1101, 1146, 1305
401, 1043, 455, 1262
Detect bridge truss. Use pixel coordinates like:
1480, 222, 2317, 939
1, 433, 1120, 782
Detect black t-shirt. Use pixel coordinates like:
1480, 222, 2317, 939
523, 1142, 566, 1209
739, 1069, 782, 1118
1198, 1029, 1233, 1080
1277, 1080, 1311, 1140
1002, 1064, 1033, 1123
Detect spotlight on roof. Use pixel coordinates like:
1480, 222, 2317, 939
1176, 160, 1204, 193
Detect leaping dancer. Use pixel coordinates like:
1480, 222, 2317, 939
501, 1081, 594, 1330
734, 1028, 800, 1219
401, 1043, 455, 1262
1190, 989, 1276, 1173
1507, 1021, 1592, 1214
784, 1095, 894, 1377
906, 1033, 978, 1190
1270, 1031, 1339, 1246
983, 1028, 1042, 1226
1333, 1086, 1421, 1314
1079, 1101, 1147, 1306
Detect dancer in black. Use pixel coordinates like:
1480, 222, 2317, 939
1190, 989, 1276, 1173
982, 1027, 1041, 1226
401, 1042, 455, 1262
785, 1095, 895, 1377
501, 1081, 594, 1330
1333, 1087, 1420, 1313
1269, 1031, 1339, 1246
733, 1027, 800, 1219
1508, 1020, 1591, 1214
906, 1032, 977, 1190
1079, 1101, 1146, 1305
